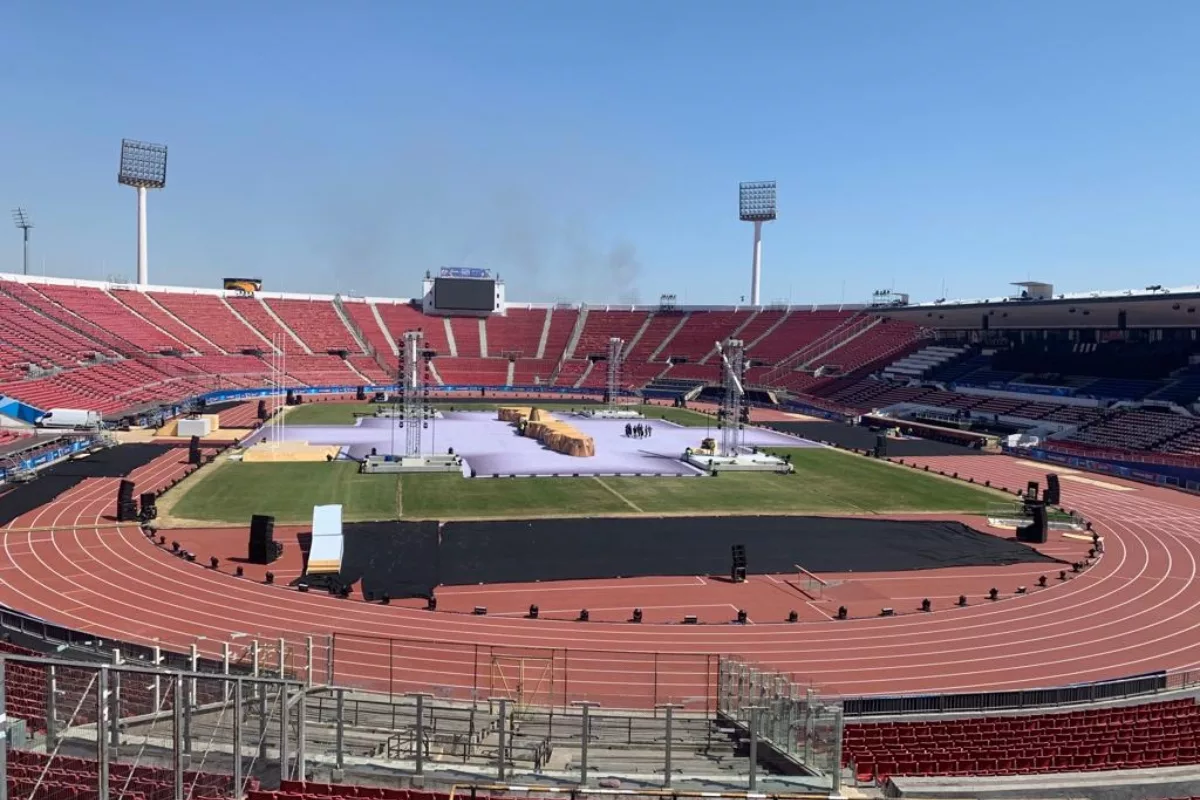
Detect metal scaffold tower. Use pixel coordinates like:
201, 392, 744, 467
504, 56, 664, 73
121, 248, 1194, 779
397, 330, 429, 457
715, 338, 747, 457
605, 337, 625, 408
267, 333, 287, 443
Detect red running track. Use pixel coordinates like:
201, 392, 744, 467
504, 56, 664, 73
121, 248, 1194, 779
3, 448, 1200, 709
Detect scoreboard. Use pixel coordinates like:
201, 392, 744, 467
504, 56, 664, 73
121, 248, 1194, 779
432, 267, 497, 312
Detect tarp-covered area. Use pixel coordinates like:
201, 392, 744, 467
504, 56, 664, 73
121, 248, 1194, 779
335, 515, 1063, 598
0, 444, 175, 526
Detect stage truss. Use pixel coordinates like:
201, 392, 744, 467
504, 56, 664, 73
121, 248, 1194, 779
396, 330, 431, 457
715, 338, 746, 457
606, 336, 625, 408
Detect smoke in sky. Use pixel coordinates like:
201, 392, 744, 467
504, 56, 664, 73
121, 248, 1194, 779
306, 127, 648, 304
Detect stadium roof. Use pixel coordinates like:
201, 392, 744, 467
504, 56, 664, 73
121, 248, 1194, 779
873, 283, 1200, 330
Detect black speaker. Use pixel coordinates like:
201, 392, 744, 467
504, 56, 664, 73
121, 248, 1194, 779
118, 480, 135, 501
248, 514, 278, 564
874, 434, 887, 459
1016, 505, 1048, 545
731, 544, 747, 583
189, 435, 202, 465
257, 400, 268, 421
139, 492, 158, 522
1026, 481, 1039, 501
1045, 473, 1061, 506
356, 386, 366, 401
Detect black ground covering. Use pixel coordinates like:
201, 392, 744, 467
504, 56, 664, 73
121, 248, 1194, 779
0, 444, 174, 527
329, 515, 1062, 598
774, 420, 988, 457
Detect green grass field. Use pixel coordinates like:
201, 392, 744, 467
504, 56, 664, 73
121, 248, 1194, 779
166, 448, 1004, 524
283, 401, 716, 427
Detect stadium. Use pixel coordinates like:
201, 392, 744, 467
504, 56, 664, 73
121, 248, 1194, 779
7, 229, 1200, 800
8, 7, 1200, 799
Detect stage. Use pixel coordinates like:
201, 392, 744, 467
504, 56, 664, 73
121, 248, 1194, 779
241, 412, 818, 477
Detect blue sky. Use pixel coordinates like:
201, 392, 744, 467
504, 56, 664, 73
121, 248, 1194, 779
4, 1, 1200, 305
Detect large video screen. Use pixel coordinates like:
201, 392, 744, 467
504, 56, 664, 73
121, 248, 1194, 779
434, 277, 495, 312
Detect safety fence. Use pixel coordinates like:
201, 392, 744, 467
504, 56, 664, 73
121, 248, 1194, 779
0, 653, 827, 795
838, 669, 1196, 717
329, 633, 719, 712
716, 657, 844, 792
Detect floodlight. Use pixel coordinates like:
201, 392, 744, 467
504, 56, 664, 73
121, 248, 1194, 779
11, 208, 32, 276
738, 180, 777, 306
738, 181, 777, 222
117, 138, 169, 287
118, 139, 168, 189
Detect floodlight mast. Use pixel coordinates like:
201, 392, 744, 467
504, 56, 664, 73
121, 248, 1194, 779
11, 208, 32, 276
117, 139, 168, 286
738, 181, 777, 306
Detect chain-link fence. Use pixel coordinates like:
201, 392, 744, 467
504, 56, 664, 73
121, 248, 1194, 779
716, 657, 843, 792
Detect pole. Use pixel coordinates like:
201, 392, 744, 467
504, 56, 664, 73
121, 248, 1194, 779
656, 704, 680, 787
21, 228, 29, 277
748, 706, 761, 791
233, 679, 243, 798
750, 219, 763, 306
493, 698, 508, 781
412, 693, 430, 776
97, 667, 109, 800
136, 186, 148, 286
335, 688, 345, 771
572, 701, 599, 786
279, 685, 290, 782
173, 674, 184, 800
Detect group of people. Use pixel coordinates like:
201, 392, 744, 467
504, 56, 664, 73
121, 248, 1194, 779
625, 422, 653, 439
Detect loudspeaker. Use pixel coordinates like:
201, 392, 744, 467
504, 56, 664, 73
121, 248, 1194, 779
189, 435, 202, 465
1045, 473, 1061, 506
356, 386, 366, 401
1016, 505, 1048, 545
248, 514, 279, 564
874, 434, 887, 459
116, 480, 137, 521
139, 492, 157, 522
1026, 481, 1039, 501
257, 400, 268, 421
731, 544, 747, 583
118, 480, 135, 501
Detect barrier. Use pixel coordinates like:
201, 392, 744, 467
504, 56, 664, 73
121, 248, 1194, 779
330, 633, 717, 712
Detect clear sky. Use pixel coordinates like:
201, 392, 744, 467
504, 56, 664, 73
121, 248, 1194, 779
5, 1, 1200, 306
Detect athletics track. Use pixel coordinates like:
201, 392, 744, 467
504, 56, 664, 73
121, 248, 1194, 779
1, 446, 1197, 710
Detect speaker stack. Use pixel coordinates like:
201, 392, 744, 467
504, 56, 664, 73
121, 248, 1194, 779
139, 492, 158, 522
116, 480, 137, 522
188, 435, 202, 466
1016, 504, 1049, 545
731, 544, 747, 583
874, 434, 887, 459
257, 400, 268, 421
356, 386, 366, 401
248, 515, 283, 565
1045, 473, 1061, 506
1025, 480, 1040, 501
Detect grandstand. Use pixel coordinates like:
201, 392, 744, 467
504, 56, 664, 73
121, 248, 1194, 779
12, 270, 1200, 800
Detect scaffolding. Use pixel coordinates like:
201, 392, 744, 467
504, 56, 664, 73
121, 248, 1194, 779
398, 330, 428, 457
266, 333, 287, 444
605, 337, 625, 408
715, 338, 746, 457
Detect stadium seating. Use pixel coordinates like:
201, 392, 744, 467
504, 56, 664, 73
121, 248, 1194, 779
265, 298, 363, 353
844, 697, 1200, 783
149, 292, 269, 353
7, 749, 242, 800
111, 289, 215, 354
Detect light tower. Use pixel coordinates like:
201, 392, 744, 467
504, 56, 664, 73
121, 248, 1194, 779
738, 181, 777, 307
11, 208, 32, 276
117, 139, 168, 286
714, 338, 747, 457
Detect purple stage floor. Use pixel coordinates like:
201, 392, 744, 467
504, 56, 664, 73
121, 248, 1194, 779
244, 412, 821, 477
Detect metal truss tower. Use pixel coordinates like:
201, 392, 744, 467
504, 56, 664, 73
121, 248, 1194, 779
398, 330, 428, 457
268, 334, 287, 443
605, 337, 625, 407
716, 338, 747, 457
